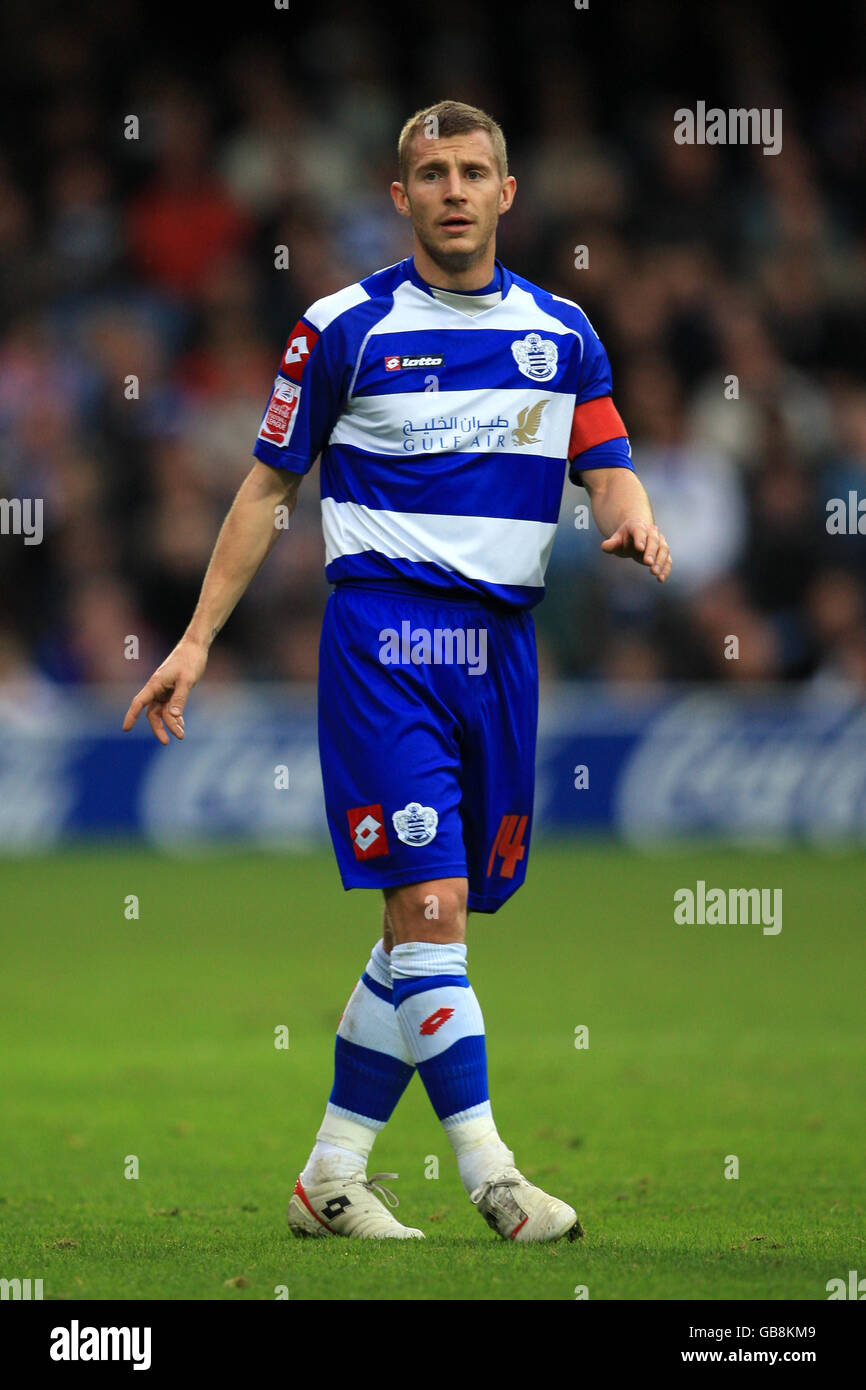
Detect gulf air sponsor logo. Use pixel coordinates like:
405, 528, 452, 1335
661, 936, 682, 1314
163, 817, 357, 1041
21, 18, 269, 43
385, 354, 445, 370
511, 399, 550, 445
402, 410, 509, 453
401, 401, 550, 453
281, 320, 319, 380
347, 803, 390, 860
259, 378, 300, 446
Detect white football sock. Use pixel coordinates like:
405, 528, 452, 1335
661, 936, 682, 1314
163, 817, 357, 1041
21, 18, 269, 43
301, 1120, 376, 1186
445, 1113, 515, 1194
300, 940, 413, 1186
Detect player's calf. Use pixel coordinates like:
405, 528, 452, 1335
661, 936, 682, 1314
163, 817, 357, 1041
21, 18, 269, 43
384, 900, 585, 1244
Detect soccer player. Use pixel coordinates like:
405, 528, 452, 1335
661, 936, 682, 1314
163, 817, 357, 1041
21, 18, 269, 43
123, 100, 672, 1243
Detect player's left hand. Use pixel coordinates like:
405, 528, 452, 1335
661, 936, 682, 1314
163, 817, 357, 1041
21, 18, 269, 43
600, 519, 672, 582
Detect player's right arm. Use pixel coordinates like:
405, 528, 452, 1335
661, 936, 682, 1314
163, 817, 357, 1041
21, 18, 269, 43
122, 461, 301, 745
124, 296, 348, 744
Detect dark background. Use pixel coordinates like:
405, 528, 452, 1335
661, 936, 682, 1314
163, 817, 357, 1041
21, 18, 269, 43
1, 0, 864, 691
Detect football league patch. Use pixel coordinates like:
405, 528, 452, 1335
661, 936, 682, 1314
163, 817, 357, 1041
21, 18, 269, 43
258, 378, 301, 447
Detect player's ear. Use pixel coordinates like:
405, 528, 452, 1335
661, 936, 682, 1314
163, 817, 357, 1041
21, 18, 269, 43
391, 181, 411, 217
499, 175, 516, 215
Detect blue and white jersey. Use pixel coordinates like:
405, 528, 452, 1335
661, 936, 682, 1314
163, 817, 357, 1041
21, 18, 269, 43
253, 255, 633, 609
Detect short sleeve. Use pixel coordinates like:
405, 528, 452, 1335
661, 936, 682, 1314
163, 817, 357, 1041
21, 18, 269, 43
567, 321, 632, 483
252, 314, 345, 474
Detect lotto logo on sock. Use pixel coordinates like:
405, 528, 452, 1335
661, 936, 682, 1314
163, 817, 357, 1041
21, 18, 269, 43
419, 1006, 455, 1036
347, 804, 390, 860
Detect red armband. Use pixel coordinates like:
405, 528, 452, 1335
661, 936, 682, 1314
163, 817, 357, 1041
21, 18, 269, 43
568, 396, 628, 460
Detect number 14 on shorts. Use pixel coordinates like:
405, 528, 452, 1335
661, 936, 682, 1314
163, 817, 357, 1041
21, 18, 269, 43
487, 814, 529, 879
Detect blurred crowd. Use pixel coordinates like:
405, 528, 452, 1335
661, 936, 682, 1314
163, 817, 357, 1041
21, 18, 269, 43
0, 0, 864, 695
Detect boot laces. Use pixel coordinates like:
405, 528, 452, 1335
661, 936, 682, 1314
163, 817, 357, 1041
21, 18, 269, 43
470, 1171, 526, 1206
362, 1172, 401, 1208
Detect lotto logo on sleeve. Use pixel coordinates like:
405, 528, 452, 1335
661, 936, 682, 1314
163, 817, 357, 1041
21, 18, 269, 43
258, 378, 301, 446
281, 320, 320, 380
347, 804, 390, 860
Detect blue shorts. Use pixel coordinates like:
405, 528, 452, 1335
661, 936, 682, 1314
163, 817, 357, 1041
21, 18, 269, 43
317, 582, 538, 913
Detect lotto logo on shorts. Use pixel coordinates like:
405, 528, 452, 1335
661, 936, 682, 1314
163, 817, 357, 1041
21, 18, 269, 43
347, 804, 390, 860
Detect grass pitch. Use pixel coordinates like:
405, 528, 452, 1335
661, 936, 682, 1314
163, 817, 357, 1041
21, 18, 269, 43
0, 844, 863, 1301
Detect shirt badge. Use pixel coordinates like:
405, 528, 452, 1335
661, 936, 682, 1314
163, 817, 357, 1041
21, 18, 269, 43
511, 332, 559, 382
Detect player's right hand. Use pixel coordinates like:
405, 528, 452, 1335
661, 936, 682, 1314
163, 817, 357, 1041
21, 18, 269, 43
122, 639, 209, 745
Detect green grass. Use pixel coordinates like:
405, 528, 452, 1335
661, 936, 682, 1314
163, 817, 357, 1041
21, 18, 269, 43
0, 844, 863, 1300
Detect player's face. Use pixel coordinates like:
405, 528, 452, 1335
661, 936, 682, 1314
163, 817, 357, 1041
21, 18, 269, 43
392, 130, 516, 275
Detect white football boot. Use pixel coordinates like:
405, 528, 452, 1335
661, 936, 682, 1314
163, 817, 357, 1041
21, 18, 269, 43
287, 1171, 425, 1239
470, 1166, 584, 1242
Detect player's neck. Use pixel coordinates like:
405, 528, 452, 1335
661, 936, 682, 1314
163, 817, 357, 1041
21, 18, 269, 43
412, 243, 499, 293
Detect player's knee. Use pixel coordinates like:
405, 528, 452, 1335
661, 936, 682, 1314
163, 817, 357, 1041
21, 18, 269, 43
384, 877, 467, 943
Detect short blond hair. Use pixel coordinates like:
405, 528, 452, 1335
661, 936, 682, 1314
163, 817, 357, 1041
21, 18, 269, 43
397, 100, 508, 186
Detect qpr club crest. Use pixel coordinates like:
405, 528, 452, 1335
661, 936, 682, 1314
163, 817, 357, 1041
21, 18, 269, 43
392, 801, 439, 847
511, 332, 558, 382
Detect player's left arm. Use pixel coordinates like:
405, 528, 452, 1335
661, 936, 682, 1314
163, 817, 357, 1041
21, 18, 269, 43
578, 466, 673, 583
566, 308, 672, 581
